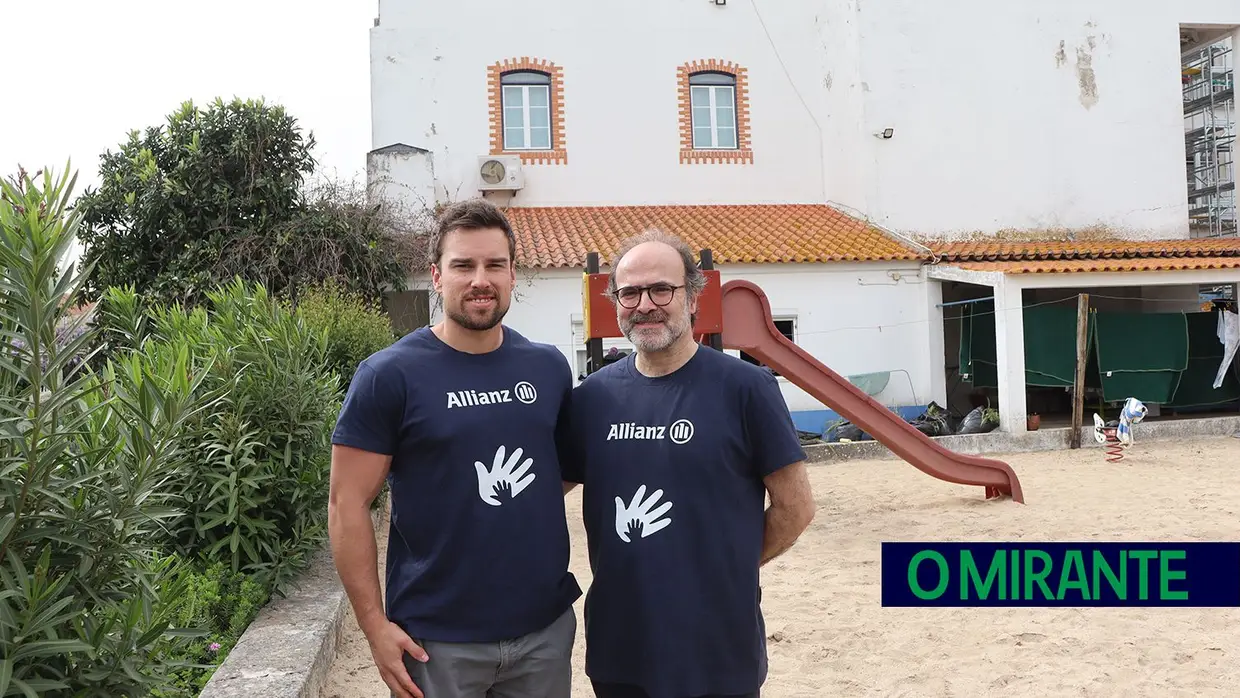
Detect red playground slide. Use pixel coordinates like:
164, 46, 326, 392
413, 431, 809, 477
718, 280, 1025, 504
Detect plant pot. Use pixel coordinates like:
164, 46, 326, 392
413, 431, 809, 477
1027, 414, 1041, 431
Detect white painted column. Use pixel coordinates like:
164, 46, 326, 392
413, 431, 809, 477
926, 279, 948, 406
993, 277, 1028, 434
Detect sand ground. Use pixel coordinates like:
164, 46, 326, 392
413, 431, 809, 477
322, 436, 1240, 697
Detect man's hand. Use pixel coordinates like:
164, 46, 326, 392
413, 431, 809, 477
362, 617, 429, 698
760, 460, 815, 566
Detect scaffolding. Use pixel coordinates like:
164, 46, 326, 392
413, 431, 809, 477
1183, 39, 1236, 238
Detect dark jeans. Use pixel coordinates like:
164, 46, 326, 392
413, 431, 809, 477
590, 681, 759, 698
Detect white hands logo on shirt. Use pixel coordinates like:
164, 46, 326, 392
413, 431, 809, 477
474, 445, 536, 506
615, 484, 673, 542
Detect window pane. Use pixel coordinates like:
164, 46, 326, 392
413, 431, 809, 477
505, 127, 525, 149
505, 106, 525, 129
530, 126, 551, 150
714, 105, 736, 132
503, 85, 524, 107
530, 104, 549, 128
691, 86, 711, 108
528, 85, 548, 108
713, 86, 735, 110
693, 126, 714, 149
692, 105, 712, 129
715, 126, 736, 149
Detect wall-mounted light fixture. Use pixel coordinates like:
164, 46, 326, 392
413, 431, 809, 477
874, 127, 894, 139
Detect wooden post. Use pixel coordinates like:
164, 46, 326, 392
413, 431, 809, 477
1070, 293, 1090, 448
698, 248, 724, 352
585, 252, 605, 375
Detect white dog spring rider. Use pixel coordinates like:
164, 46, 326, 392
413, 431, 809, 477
1092, 397, 1148, 463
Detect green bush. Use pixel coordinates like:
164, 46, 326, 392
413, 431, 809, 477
99, 277, 343, 595
0, 167, 219, 696
3, 166, 353, 695
295, 279, 397, 385
151, 560, 270, 697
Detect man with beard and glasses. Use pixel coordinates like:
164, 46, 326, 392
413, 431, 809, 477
328, 198, 582, 698
561, 229, 816, 698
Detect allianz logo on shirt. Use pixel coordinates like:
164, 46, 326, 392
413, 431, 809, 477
446, 381, 538, 409
606, 419, 695, 445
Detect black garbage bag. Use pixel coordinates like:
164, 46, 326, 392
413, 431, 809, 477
825, 420, 871, 442
957, 406, 999, 434
908, 401, 952, 437
797, 430, 824, 445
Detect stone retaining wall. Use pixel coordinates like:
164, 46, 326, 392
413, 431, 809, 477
198, 498, 387, 698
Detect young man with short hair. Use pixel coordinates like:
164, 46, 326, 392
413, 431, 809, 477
563, 230, 816, 698
328, 198, 582, 698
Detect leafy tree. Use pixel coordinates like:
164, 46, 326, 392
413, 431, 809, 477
74, 97, 421, 310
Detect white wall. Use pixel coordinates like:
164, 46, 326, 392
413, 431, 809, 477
370, 0, 827, 207
418, 261, 944, 414
854, 0, 1239, 239
370, 0, 1240, 239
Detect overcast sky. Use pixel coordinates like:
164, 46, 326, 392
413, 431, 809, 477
1, 0, 379, 196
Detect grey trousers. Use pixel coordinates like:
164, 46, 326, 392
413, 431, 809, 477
397, 607, 576, 698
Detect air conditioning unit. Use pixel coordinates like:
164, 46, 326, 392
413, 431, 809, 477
477, 155, 525, 191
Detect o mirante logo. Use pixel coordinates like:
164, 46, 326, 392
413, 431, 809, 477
880, 542, 1240, 607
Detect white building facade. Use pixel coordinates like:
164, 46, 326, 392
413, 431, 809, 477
367, 0, 1240, 434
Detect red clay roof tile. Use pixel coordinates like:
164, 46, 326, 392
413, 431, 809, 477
953, 257, 1240, 274
506, 204, 925, 268
930, 238, 1240, 262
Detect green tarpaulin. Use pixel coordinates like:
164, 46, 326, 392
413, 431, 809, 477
957, 299, 998, 388
1024, 305, 1082, 387
1166, 311, 1240, 408
1090, 310, 1188, 403
957, 300, 1238, 406
957, 300, 1091, 389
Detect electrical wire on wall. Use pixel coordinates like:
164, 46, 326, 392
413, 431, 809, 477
749, 0, 828, 203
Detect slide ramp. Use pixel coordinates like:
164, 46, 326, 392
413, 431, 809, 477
718, 280, 1024, 504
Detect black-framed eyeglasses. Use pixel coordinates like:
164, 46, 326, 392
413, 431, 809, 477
613, 283, 684, 309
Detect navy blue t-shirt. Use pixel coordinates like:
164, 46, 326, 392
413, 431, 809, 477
562, 346, 807, 698
332, 325, 582, 643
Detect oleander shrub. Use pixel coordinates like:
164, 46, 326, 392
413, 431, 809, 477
99, 277, 343, 596
0, 167, 218, 696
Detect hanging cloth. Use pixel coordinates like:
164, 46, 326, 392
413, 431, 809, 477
1214, 309, 1239, 389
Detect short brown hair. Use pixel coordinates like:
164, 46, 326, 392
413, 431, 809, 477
606, 228, 707, 301
430, 198, 516, 266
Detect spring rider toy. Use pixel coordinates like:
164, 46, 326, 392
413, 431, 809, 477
1092, 397, 1148, 463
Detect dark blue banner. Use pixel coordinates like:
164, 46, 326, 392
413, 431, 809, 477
881, 542, 1240, 607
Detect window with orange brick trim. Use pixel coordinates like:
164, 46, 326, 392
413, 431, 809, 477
677, 60, 753, 164
487, 58, 567, 165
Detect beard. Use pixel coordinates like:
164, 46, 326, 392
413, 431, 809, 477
621, 307, 691, 352
448, 291, 509, 331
